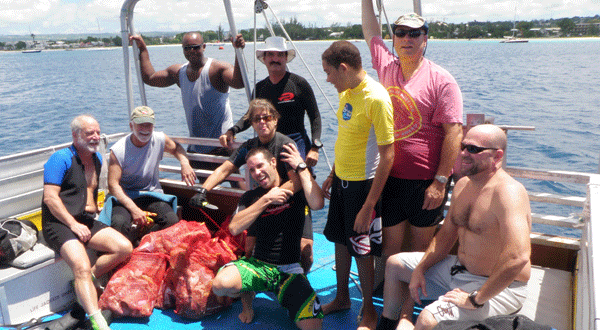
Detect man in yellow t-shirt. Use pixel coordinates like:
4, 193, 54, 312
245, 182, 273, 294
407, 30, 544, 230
320, 40, 395, 330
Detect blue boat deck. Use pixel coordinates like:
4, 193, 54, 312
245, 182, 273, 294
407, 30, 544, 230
6, 233, 382, 330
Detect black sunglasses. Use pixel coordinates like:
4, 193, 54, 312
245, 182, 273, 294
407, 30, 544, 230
394, 29, 425, 39
252, 114, 274, 123
461, 144, 498, 154
183, 44, 202, 51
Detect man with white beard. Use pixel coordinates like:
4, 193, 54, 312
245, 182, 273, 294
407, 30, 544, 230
42, 115, 132, 330
107, 106, 197, 244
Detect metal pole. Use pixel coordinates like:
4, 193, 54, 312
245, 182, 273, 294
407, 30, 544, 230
223, 0, 252, 102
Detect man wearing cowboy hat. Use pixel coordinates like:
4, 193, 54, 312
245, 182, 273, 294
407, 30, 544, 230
219, 36, 323, 274
362, 2, 464, 269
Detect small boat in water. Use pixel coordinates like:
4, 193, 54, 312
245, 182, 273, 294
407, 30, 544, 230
500, 35, 529, 43
22, 49, 42, 53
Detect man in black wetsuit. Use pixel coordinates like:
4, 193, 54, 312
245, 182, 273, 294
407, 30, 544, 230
212, 146, 324, 329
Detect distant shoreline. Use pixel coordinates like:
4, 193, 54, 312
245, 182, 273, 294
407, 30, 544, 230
2, 36, 599, 53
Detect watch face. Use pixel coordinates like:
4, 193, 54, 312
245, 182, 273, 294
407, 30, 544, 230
297, 162, 307, 171
312, 140, 323, 148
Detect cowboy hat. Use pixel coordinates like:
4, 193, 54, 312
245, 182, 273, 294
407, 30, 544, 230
256, 36, 296, 64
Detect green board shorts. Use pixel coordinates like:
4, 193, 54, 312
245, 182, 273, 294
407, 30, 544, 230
222, 257, 324, 322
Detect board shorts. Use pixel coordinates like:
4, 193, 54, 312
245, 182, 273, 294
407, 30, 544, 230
323, 175, 382, 257
396, 252, 528, 323
223, 257, 324, 322
43, 212, 109, 253
381, 176, 451, 228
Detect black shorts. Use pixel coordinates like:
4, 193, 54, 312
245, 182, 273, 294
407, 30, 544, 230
381, 176, 450, 228
323, 176, 382, 257
42, 213, 109, 253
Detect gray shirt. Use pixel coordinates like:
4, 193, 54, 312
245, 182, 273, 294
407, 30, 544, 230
110, 131, 165, 193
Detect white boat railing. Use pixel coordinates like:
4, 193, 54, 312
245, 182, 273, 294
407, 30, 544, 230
578, 175, 600, 329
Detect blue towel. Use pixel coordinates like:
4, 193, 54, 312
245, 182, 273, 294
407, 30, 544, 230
98, 191, 177, 226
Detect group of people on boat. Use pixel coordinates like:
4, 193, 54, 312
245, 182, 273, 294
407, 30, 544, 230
40, 1, 533, 329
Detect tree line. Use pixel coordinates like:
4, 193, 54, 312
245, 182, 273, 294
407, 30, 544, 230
2, 15, 597, 50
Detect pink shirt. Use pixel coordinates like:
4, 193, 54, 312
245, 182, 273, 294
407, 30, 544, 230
370, 36, 463, 179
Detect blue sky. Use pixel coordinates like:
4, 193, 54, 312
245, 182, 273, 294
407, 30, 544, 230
1, 0, 599, 36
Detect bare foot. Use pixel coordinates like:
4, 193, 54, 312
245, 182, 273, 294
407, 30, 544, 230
238, 308, 254, 323
322, 296, 351, 315
357, 305, 377, 330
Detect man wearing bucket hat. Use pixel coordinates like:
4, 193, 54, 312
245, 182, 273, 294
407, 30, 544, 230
219, 36, 322, 274
106, 106, 197, 244
362, 1, 463, 278
220, 36, 322, 169
129, 32, 245, 168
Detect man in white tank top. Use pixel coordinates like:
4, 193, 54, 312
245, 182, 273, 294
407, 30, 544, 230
129, 32, 246, 164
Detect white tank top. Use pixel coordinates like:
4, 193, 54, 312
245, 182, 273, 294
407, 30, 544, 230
179, 58, 233, 153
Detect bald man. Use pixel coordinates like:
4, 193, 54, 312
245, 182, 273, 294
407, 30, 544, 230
376, 124, 531, 330
129, 32, 245, 168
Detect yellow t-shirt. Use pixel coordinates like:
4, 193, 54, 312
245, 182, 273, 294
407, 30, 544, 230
334, 74, 394, 181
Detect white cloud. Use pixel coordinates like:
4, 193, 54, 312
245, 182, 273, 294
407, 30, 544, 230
1, 0, 599, 36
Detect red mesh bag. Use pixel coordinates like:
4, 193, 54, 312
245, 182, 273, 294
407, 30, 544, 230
100, 220, 242, 318
135, 220, 212, 254
170, 237, 238, 318
99, 252, 169, 317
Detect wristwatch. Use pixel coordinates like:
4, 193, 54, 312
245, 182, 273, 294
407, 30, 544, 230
311, 139, 323, 149
295, 162, 307, 173
468, 290, 485, 309
435, 175, 448, 184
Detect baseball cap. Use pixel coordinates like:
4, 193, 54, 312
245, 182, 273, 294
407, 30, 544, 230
392, 13, 429, 32
130, 106, 155, 124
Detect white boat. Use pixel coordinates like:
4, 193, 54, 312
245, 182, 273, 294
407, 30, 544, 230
500, 4, 528, 43
500, 33, 529, 43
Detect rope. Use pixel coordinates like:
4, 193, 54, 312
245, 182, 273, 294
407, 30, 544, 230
195, 206, 244, 252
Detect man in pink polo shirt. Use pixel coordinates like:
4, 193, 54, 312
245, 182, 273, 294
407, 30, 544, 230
362, 2, 464, 263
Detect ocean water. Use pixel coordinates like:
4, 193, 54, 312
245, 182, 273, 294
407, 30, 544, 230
1, 39, 599, 237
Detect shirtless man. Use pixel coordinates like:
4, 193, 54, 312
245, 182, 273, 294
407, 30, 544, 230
42, 115, 132, 330
375, 124, 531, 330
129, 32, 245, 162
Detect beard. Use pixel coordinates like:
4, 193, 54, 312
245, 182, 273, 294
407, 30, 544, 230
76, 135, 99, 153
133, 130, 152, 144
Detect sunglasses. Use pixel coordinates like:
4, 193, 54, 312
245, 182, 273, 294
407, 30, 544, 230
461, 144, 498, 154
252, 114, 274, 123
394, 29, 425, 39
183, 44, 202, 51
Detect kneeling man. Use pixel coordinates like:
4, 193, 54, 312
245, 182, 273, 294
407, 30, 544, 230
212, 145, 324, 330
377, 124, 531, 330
